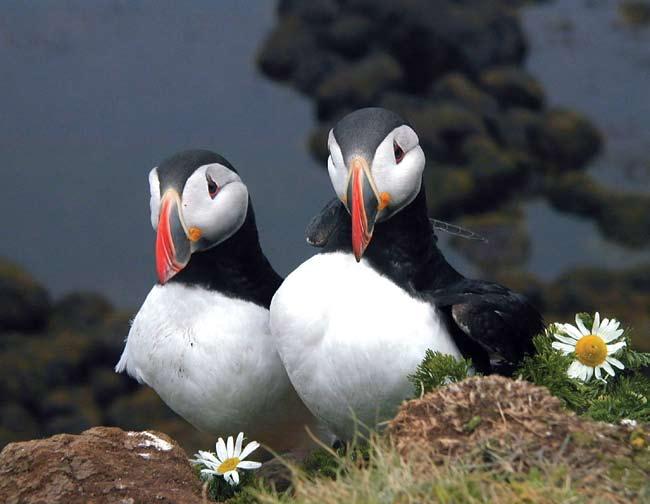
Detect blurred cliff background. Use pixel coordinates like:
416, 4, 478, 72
1, 0, 648, 453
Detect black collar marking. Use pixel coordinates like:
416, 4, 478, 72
168, 197, 282, 309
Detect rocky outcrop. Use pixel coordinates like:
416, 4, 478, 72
0, 427, 202, 504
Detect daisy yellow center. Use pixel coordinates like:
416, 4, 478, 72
217, 457, 239, 473
575, 334, 607, 367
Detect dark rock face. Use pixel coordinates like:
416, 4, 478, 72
0, 427, 202, 504
0, 260, 50, 333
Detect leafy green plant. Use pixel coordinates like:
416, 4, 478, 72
408, 349, 473, 396
517, 315, 650, 423
192, 464, 256, 502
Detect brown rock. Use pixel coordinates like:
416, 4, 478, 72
0, 426, 202, 504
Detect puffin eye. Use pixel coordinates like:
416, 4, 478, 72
207, 175, 219, 199
394, 141, 405, 164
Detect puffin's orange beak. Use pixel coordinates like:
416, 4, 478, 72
346, 157, 380, 262
155, 190, 191, 284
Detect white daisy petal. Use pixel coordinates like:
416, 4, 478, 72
554, 334, 578, 345
562, 323, 583, 340
239, 440, 260, 460
600, 318, 609, 331
567, 360, 583, 379
552, 342, 576, 354
584, 366, 594, 381
227, 470, 240, 486
601, 361, 615, 376
575, 315, 589, 336
607, 319, 620, 334
601, 328, 620, 342
227, 435, 234, 459
195, 450, 218, 464
595, 366, 602, 380
216, 438, 228, 462
578, 365, 589, 382
592, 312, 601, 334
235, 432, 244, 458
200, 468, 217, 477
606, 341, 626, 354
606, 356, 625, 370
237, 460, 262, 470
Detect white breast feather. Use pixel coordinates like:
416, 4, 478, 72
270, 252, 460, 440
116, 283, 319, 449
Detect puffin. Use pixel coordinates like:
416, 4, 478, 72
116, 149, 320, 452
270, 108, 544, 441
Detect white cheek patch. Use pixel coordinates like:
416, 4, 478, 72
328, 156, 348, 203
148, 167, 161, 230
371, 130, 425, 220
181, 164, 249, 248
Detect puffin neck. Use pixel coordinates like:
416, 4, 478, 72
329, 185, 462, 293
167, 200, 282, 308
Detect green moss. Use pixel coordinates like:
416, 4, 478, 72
464, 415, 482, 433
620, 1, 650, 27
608, 452, 650, 493
302, 448, 340, 480
0, 260, 40, 288
192, 463, 257, 503
534, 108, 602, 171
409, 350, 473, 397
431, 73, 498, 116
479, 66, 545, 110
316, 53, 403, 107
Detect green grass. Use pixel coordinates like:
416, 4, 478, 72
244, 435, 647, 504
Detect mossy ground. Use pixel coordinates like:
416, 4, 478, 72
206, 377, 648, 503
215, 423, 649, 504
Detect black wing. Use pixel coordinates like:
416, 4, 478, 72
305, 198, 345, 247
430, 279, 544, 375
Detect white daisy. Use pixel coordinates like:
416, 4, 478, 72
191, 432, 262, 486
551, 312, 626, 382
